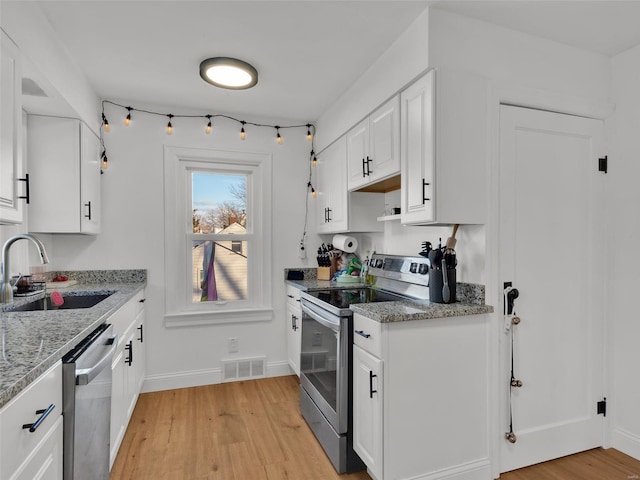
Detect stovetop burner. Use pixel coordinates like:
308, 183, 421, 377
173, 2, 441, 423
304, 287, 407, 310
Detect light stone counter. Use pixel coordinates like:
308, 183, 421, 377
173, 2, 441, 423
0, 270, 146, 409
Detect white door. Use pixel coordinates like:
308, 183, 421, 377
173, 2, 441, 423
346, 118, 369, 191
499, 105, 606, 473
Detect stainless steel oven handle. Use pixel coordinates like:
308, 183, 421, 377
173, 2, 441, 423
301, 301, 341, 333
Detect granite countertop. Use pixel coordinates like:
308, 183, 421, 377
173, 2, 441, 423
285, 268, 493, 323
0, 270, 146, 409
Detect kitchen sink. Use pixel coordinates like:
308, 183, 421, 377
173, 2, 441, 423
12, 293, 112, 312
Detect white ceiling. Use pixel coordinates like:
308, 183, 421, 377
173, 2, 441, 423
19, 1, 640, 123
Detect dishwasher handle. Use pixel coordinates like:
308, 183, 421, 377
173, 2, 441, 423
76, 334, 118, 386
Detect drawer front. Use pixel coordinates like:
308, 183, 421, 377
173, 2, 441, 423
0, 361, 63, 478
286, 285, 302, 308
110, 290, 146, 342
353, 313, 382, 358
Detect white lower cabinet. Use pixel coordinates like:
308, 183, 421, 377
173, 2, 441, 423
0, 361, 63, 480
352, 313, 491, 480
352, 345, 383, 480
285, 285, 302, 376
109, 290, 146, 467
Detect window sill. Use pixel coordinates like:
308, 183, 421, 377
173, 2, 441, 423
164, 307, 273, 327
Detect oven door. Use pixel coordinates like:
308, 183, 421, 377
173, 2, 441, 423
300, 299, 348, 434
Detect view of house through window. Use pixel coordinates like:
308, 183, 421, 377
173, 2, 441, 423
191, 172, 248, 303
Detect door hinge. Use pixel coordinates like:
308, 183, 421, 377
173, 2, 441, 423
598, 155, 608, 174
597, 397, 607, 416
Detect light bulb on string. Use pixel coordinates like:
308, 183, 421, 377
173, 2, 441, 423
102, 113, 110, 133
240, 121, 246, 140
311, 150, 317, 167
205, 115, 212, 135
306, 124, 313, 142
166, 114, 174, 135
101, 151, 108, 170
276, 126, 283, 145
308, 182, 317, 198
124, 107, 132, 126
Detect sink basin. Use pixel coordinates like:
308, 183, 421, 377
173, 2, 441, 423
12, 293, 112, 312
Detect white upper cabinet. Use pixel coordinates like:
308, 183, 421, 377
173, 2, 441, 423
0, 31, 26, 225
401, 69, 487, 225
316, 136, 384, 234
347, 96, 400, 191
27, 115, 101, 234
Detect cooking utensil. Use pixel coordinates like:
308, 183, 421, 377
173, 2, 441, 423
445, 224, 459, 251
442, 259, 450, 303
419, 241, 432, 258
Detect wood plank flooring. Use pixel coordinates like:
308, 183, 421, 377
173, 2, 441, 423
110, 375, 370, 480
110, 374, 640, 480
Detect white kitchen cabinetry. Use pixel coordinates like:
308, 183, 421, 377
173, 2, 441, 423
27, 115, 101, 234
316, 136, 383, 234
352, 313, 491, 480
0, 361, 63, 480
285, 285, 302, 376
109, 290, 146, 467
347, 96, 400, 191
0, 31, 27, 225
401, 69, 487, 225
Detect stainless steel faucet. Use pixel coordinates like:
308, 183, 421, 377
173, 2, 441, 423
1, 234, 50, 303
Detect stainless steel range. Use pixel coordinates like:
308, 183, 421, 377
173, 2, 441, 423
299, 253, 430, 473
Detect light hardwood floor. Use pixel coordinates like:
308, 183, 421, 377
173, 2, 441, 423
111, 375, 640, 480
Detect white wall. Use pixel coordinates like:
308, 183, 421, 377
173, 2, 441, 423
608, 44, 640, 459
43, 103, 314, 390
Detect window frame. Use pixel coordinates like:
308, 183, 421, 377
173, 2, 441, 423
163, 146, 272, 327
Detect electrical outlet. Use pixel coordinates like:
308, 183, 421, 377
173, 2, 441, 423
228, 337, 238, 353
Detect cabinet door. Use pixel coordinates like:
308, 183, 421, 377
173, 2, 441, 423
285, 303, 301, 376
134, 310, 146, 394
110, 345, 126, 467
80, 123, 101, 234
11, 417, 63, 480
400, 70, 435, 225
346, 118, 370, 191
353, 345, 383, 479
369, 95, 400, 183
0, 32, 24, 224
317, 136, 348, 234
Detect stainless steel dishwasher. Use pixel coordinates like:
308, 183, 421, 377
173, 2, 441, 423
62, 323, 118, 480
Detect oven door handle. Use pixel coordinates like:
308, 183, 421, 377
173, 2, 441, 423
301, 302, 341, 333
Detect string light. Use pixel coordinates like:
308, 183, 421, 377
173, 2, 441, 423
205, 115, 212, 135
101, 150, 108, 170
166, 114, 174, 135
307, 182, 316, 198
240, 121, 246, 140
124, 107, 132, 126
275, 126, 283, 145
307, 124, 313, 142
311, 150, 317, 167
102, 113, 110, 133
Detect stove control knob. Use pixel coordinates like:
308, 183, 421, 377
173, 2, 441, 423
409, 262, 418, 273
375, 259, 383, 268
419, 264, 428, 275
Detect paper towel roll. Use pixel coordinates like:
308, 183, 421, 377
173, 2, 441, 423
332, 234, 358, 253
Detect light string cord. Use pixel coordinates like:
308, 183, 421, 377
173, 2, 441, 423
99, 99, 317, 258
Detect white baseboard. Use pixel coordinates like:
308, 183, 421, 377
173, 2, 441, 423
611, 427, 640, 461
141, 360, 294, 393
411, 458, 492, 480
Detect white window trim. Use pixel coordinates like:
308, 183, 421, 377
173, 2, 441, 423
163, 146, 273, 326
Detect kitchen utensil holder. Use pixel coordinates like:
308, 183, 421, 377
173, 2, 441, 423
429, 266, 456, 303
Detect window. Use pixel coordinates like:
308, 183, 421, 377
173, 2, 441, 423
164, 146, 272, 326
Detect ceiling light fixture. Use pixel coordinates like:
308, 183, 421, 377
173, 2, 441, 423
199, 57, 258, 90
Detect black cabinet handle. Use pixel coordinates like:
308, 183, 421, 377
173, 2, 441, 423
422, 179, 431, 204
291, 314, 298, 331
22, 403, 55, 432
84, 201, 92, 220
137, 324, 144, 343
287, 294, 294, 299
362, 157, 367, 178
366, 156, 373, 176
369, 371, 378, 399
18, 173, 30, 204
125, 340, 133, 366
355, 330, 371, 339
139, 298, 146, 303
327, 207, 332, 223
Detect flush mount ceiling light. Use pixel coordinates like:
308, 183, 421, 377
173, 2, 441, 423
199, 57, 258, 90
